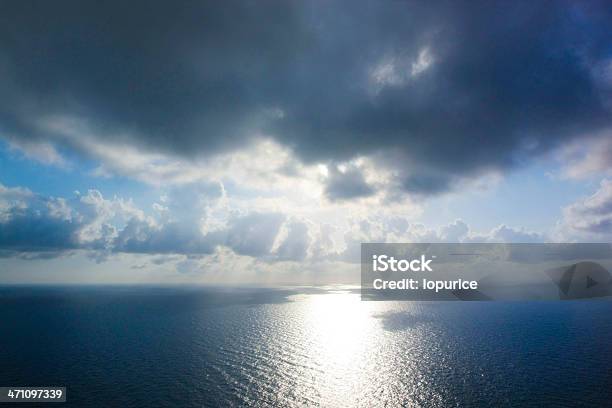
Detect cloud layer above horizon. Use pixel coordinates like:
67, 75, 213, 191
2, 1, 612, 194
1, 1, 612, 282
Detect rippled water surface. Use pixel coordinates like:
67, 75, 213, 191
1, 286, 611, 407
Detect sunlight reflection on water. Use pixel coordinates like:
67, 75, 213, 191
255, 292, 441, 407
2, 287, 611, 407
209, 291, 612, 407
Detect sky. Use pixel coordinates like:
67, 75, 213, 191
1, 0, 611, 284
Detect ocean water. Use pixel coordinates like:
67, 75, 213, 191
1, 286, 611, 407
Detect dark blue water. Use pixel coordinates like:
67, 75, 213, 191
1, 286, 611, 407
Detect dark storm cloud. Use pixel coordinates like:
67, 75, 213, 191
400, 173, 452, 196
1, 0, 612, 194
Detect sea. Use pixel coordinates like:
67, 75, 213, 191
1, 285, 611, 407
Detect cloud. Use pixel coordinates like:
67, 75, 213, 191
274, 221, 311, 261
0, 182, 549, 265
0, 183, 296, 260
556, 130, 612, 179
113, 217, 216, 255
225, 212, 286, 257
468, 224, 544, 244
5, 136, 67, 167
0, 184, 133, 252
439, 219, 470, 242
1, 1, 611, 196
337, 217, 546, 263
369, 47, 434, 91
561, 179, 612, 237
324, 164, 375, 201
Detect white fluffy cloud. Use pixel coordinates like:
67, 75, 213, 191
0, 183, 312, 262
1, 181, 551, 270
559, 179, 612, 239
0, 184, 141, 252
556, 131, 612, 179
